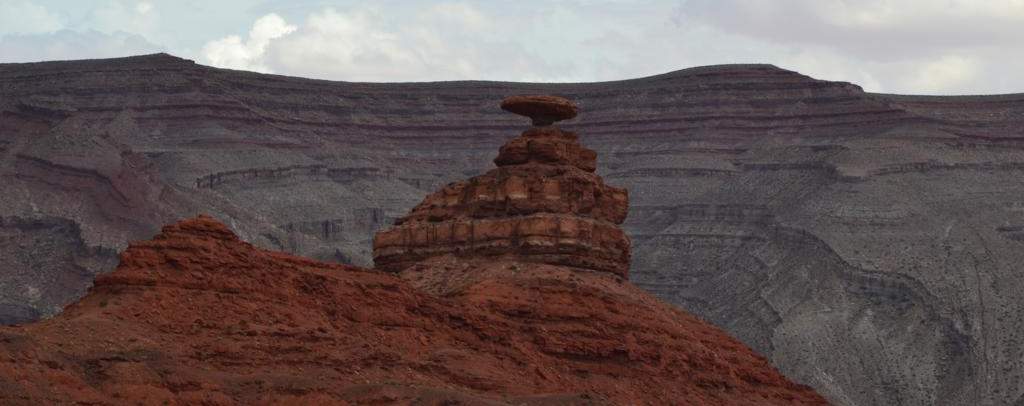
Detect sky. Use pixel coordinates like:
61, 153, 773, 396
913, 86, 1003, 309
1, 0, 1023, 95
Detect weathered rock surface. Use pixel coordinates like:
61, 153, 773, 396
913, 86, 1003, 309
494, 127, 599, 171
0, 215, 827, 405
374, 100, 630, 276
500, 95, 578, 126
3, 53, 1024, 405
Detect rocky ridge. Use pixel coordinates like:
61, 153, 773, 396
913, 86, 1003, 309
3, 53, 1024, 405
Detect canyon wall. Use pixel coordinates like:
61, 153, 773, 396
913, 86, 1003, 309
2, 53, 1024, 405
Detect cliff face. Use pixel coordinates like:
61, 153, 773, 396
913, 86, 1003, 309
0, 214, 826, 404
2, 53, 1024, 405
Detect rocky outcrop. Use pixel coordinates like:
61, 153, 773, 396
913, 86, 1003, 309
374, 97, 630, 276
0, 216, 119, 324
4, 53, 1024, 405
0, 215, 827, 405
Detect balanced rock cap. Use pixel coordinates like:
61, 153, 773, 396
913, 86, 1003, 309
500, 95, 578, 126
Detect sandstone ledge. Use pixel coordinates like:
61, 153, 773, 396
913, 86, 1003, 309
375, 213, 630, 276
493, 127, 597, 172
397, 164, 628, 226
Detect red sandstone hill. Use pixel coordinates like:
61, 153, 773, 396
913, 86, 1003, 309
0, 215, 826, 405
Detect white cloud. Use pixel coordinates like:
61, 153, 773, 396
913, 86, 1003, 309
201, 13, 296, 73
680, 0, 1024, 60
909, 55, 980, 93
269, 8, 423, 79
201, 4, 566, 82
420, 2, 487, 30
817, 0, 1024, 28
186, 1, 1024, 93
672, 0, 1024, 93
0, 29, 161, 63
0, 0, 63, 35
135, 1, 153, 15
0, 1, 169, 64
87, 0, 161, 41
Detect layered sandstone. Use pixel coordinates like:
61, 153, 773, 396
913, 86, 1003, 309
0, 215, 827, 405
5, 53, 1024, 406
373, 97, 631, 276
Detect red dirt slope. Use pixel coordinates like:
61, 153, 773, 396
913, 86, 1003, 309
0, 215, 826, 405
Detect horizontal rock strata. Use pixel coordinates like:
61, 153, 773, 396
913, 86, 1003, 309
5, 53, 1024, 406
0, 215, 828, 405
395, 164, 627, 225
375, 96, 631, 276
375, 213, 629, 275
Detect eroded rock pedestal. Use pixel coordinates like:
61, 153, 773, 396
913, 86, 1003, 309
374, 96, 631, 277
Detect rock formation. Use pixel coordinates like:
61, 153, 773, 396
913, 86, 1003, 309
374, 96, 630, 276
0, 213, 826, 404
4, 53, 1024, 405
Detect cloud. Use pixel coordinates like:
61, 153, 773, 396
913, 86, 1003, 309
0, 0, 63, 35
0, 29, 162, 63
135, 1, 153, 15
909, 55, 981, 93
201, 13, 296, 73
87, 0, 162, 42
0, 0, 171, 64
669, 0, 1024, 94
680, 0, 1024, 61
200, 4, 568, 82
265, 8, 426, 79
201, 0, 1017, 93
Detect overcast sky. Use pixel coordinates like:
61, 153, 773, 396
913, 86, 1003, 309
1, 0, 1022, 94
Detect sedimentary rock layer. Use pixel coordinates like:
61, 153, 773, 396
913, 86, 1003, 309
396, 161, 627, 225
3, 53, 1024, 405
0, 216, 827, 405
375, 117, 631, 275
375, 212, 630, 276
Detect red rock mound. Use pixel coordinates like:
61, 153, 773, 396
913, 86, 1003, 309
0, 215, 826, 405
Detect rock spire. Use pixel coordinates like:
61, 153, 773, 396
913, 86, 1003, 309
373, 95, 631, 276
